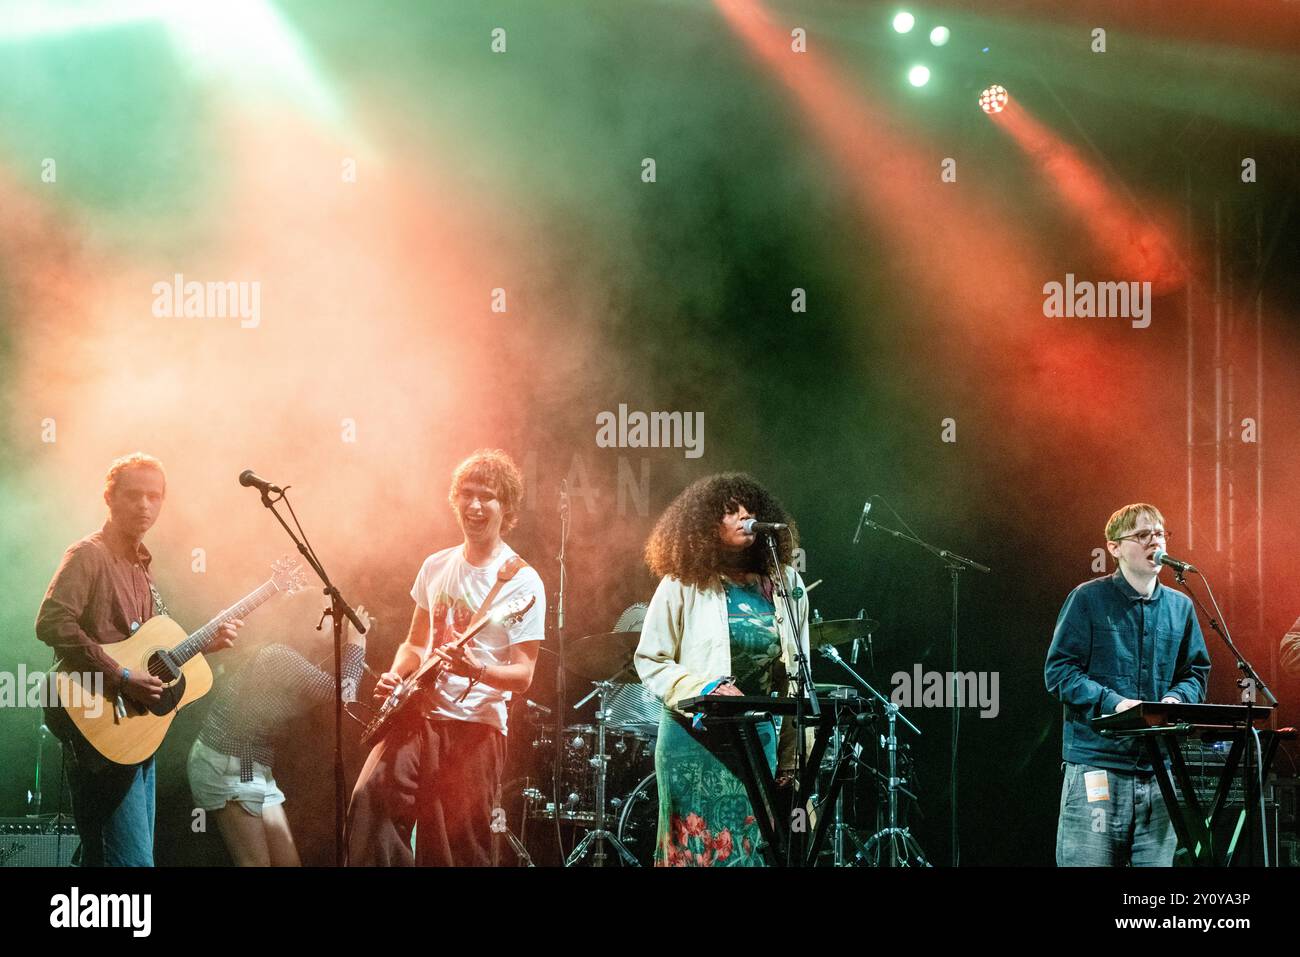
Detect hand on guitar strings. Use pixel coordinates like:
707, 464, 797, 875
209, 618, 244, 653
430, 642, 486, 680
373, 671, 402, 702
121, 670, 164, 707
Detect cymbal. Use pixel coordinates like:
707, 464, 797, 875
565, 630, 641, 683
809, 617, 879, 651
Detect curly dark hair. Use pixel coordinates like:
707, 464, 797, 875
645, 473, 799, 587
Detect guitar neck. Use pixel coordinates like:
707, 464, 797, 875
171, 579, 279, 665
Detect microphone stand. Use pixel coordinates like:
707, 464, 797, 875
855, 500, 989, 867
1169, 566, 1277, 865
760, 530, 817, 867
553, 482, 570, 859
248, 482, 366, 867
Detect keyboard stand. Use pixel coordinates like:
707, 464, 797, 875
701, 706, 866, 867
1100, 724, 1291, 866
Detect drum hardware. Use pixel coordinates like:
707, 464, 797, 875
497, 799, 536, 868
565, 631, 642, 684
615, 771, 659, 866
496, 778, 545, 867
602, 682, 661, 739
808, 611, 880, 653
811, 685, 873, 866
821, 645, 930, 867
527, 723, 648, 823
851, 495, 990, 866
564, 681, 640, 866
828, 743, 869, 866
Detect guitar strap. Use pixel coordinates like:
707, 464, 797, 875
463, 555, 528, 634
147, 580, 169, 618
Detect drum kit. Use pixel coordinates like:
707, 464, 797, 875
498, 603, 928, 867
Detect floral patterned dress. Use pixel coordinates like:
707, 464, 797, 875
654, 578, 782, 866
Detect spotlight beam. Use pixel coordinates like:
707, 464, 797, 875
711, 0, 1138, 444
992, 98, 1185, 293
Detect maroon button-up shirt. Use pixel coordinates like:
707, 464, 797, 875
35, 521, 158, 695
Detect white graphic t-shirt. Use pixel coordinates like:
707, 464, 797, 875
410, 543, 545, 733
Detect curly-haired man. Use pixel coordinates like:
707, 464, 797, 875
346, 449, 545, 866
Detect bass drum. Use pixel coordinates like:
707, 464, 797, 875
615, 771, 660, 866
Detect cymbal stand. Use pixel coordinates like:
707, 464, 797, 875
566, 681, 639, 867
821, 646, 929, 866
826, 722, 870, 866
493, 711, 537, 867
494, 782, 536, 867
860, 698, 930, 867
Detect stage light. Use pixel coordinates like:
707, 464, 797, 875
0, 1, 341, 126
929, 26, 950, 46
979, 84, 1009, 114
892, 12, 915, 33
908, 65, 931, 87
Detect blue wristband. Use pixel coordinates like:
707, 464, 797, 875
691, 677, 731, 729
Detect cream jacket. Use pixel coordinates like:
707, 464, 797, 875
634, 566, 813, 769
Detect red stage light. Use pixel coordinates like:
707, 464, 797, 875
979, 85, 1008, 114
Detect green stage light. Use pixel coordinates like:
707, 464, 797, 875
892, 12, 915, 34
930, 26, 950, 46
908, 64, 930, 87
0, 0, 343, 128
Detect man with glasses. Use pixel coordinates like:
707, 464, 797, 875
1045, 503, 1210, 866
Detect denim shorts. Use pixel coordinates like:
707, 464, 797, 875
188, 739, 286, 817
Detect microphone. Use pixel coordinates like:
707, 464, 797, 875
1153, 549, 1197, 574
238, 470, 283, 495
740, 519, 788, 535
852, 499, 873, 545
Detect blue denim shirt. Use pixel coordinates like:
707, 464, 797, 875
1044, 569, 1210, 772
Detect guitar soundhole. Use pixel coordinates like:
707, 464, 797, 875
147, 650, 180, 685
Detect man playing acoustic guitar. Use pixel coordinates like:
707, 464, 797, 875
346, 449, 546, 866
36, 453, 242, 866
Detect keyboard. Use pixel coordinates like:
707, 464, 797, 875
1092, 701, 1273, 733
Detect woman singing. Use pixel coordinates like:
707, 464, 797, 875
634, 473, 811, 867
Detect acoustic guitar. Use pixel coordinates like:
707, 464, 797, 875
52, 558, 307, 764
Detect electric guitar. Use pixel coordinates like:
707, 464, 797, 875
360, 594, 535, 748
52, 558, 308, 764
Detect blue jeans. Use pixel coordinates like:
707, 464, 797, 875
54, 711, 155, 867
1056, 762, 1175, 867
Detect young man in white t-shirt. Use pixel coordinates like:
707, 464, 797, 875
346, 449, 545, 866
